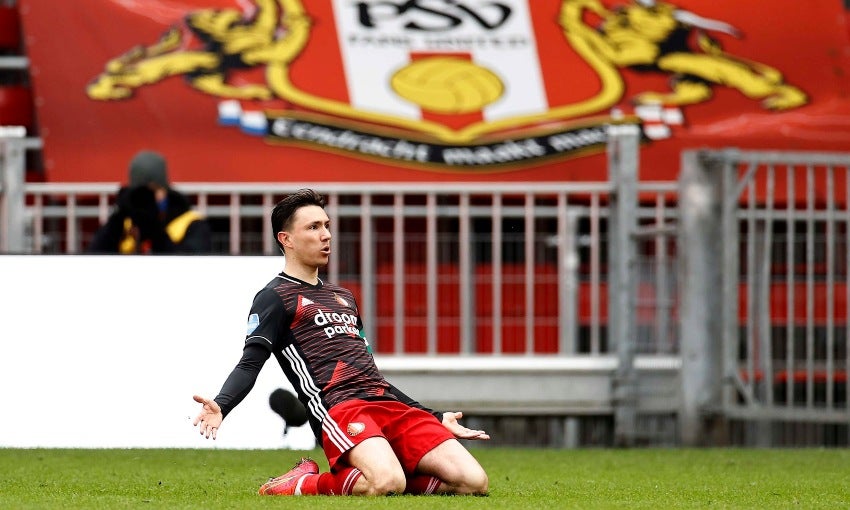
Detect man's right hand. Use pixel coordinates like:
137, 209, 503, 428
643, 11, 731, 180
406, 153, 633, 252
192, 395, 223, 440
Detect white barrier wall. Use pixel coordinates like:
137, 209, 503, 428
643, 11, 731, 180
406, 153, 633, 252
0, 255, 316, 449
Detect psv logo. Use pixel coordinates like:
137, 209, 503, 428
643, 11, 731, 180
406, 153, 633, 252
87, 0, 806, 169
86, 1, 618, 144
285, 0, 616, 142
356, 1, 513, 31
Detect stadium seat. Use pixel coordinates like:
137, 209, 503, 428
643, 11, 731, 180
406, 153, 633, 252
0, 85, 34, 130
0, 7, 21, 50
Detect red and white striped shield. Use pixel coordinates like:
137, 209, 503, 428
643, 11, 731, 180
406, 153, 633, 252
273, 0, 618, 143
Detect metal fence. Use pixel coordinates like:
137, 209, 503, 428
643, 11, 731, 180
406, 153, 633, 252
680, 149, 850, 446
13, 179, 679, 358
728, 151, 850, 445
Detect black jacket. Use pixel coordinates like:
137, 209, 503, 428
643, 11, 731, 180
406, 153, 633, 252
88, 186, 212, 254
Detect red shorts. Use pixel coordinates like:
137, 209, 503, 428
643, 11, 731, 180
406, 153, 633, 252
322, 399, 454, 473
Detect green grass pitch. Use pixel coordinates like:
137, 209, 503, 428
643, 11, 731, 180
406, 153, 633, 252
2, 448, 849, 509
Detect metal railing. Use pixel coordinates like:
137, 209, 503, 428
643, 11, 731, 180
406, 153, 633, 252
15, 179, 678, 357
729, 152, 850, 421
680, 149, 850, 446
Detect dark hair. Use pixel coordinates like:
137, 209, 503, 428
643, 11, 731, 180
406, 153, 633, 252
271, 189, 326, 252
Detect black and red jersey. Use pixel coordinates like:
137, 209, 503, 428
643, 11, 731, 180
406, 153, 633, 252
214, 272, 438, 442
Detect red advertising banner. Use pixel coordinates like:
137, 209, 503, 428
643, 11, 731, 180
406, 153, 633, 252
19, 0, 850, 183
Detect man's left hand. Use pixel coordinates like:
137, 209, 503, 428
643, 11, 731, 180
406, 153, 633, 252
441, 411, 490, 440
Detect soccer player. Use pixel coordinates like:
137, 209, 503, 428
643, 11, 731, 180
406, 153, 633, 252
192, 188, 490, 496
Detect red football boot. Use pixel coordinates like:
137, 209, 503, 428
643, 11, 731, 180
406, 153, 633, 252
258, 457, 320, 496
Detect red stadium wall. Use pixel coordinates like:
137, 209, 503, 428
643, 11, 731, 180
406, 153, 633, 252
368, 265, 847, 356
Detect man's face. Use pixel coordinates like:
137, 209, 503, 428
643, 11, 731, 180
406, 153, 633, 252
281, 205, 331, 267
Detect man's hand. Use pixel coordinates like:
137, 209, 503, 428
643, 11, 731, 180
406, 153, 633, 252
441, 411, 490, 440
192, 395, 223, 440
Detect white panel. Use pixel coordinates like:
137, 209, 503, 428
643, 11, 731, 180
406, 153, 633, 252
0, 256, 316, 449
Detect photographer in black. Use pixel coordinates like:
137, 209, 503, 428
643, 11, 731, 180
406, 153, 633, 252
88, 150, 212, 254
